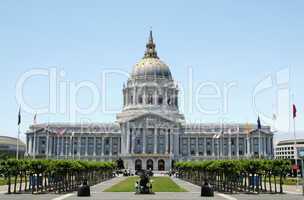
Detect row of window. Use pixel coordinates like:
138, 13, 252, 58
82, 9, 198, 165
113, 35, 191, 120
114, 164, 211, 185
276, 146, 294, 151
125, 95, 178, 106
276, 151, 294, 155
34, 137, 120, 156
276, 155, 294, 159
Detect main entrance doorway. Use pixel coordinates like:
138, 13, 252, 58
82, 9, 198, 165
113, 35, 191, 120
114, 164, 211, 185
146, 159, 153, 170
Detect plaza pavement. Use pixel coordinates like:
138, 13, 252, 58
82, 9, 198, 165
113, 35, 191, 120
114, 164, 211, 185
0, 176, 303, 200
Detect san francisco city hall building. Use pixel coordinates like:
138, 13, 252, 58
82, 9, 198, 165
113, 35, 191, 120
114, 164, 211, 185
26, 32, 274, 171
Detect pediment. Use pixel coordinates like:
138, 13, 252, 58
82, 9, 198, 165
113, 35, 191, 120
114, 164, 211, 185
130, 112, 173, 123
124, 112, 180, 129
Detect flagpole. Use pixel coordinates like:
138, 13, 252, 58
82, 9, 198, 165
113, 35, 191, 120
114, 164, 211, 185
246, 123, 251, 158
65, 136, 68, 160
32, 113, 36, 159
57, 134, 59, 160
293, 114, 298, 188
257, 116, 262, 159
17, 107, 21, 160
33, 130, 36, 159
17, 124, 20, 160
237, 125, 240, 160
46, 120, 49, 160
259, 128, 261, 159
292, 94, 299, 188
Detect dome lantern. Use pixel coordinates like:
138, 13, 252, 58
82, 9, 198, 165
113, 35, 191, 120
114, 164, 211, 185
131, 31, 172, 80
144, 30, 158, 59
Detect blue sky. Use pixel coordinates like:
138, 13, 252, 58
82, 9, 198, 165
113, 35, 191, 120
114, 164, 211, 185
0, 0, 304, 142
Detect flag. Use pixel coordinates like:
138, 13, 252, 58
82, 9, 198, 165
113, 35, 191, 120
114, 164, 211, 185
293, 104, 297, 118
257, 116, 262, 129
33, 113, 37, 124
17, 107, 21, 126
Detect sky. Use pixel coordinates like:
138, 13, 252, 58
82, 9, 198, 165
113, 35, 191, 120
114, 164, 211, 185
0, 0, 304, 143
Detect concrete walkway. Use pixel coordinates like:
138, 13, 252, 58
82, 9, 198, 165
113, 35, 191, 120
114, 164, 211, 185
0, 176, 302, 200
58, 176, 232, 200
264, 183, 303, 194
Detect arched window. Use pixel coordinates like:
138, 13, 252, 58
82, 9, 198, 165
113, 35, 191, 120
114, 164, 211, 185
167, 97, 171, 105
130, 95, 133, 104
135, 159, 142, 170
147, 94, 153, 104
158, 96, 163, 105
138, 95, 143, 104
158, 159, 165, 171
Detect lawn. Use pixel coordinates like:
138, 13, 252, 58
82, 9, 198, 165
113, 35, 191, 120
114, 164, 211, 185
0, 178, 6, 186
270, 177, 302, 185
104, 176, 187, 192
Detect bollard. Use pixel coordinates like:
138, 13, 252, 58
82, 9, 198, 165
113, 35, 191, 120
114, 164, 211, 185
201, 180, 214, 197
77, 179, 91, 197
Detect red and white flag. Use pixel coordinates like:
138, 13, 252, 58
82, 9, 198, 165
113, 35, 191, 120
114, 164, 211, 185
293, 104, 297, 118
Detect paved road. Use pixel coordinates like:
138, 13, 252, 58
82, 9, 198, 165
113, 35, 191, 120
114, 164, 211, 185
0, 176, 302, 200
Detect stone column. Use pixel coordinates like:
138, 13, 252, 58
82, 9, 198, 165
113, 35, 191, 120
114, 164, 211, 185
132, 129, 136, 154
165, 129, 169, 154
154, 89, 157, 105
50, 136, 54, 157
154, 128, 157, 154
236, 135, 239, 158
164, 88, 167, 106
85, 136, 88, 156
77, 136, 81, 158
55, 136, 58, 157
33, 133, 37, 157
109, 137, 113, 156
212, 137, 215, 157
143, 87, 146, 105
29, 135, 32, 155
69, 135, 72, 157
220, 136, 223, 158
188, 135, 191, 156
27, 135, 30, 155
126, 128, 130, 154
101, 136, 104, 156
45, 134, 49, 157
170, 129, 174, 154
196, 135, 199, 156
126, 89, 129, 105
267, 136, 270, 155
133, 87, 136, 105
143, 128, 146, 154
119, 137, 122, 154
203, 137, 207, 157
60, 137, 64, 156
121, 125, 126, 155
246, 135, 250, 157
93, 135, 96, 157
228, 135, 231, 158
264, 136, 267, 156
